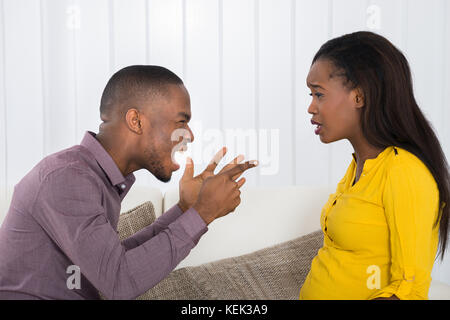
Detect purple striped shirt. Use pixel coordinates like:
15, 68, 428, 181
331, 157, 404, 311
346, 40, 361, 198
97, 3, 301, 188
0, 131, 208, 299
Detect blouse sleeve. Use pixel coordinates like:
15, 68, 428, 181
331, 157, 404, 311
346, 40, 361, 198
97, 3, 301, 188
368, 162, 440, 300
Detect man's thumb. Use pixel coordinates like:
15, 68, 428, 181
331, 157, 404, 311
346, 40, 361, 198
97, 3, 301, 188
182, 157, 194, 179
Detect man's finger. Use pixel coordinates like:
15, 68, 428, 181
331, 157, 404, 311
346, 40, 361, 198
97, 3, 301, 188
204, 147, 227, 173
221, 160, 258, 178
182, 157, 194, 180
236, 177, 246, 188
218, 154, 244, 174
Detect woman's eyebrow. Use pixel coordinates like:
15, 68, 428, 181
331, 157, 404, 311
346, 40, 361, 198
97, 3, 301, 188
307, 82, 326, 90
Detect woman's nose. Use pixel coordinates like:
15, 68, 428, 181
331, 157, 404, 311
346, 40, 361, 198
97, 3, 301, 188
307, 101, 316, 115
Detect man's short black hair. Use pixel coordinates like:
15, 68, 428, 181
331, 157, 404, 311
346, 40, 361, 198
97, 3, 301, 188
100, 65, 183, 117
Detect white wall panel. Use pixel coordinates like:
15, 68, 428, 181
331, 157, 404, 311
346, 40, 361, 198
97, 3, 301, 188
258, 0, 293, 186
432, 0, 450, 285
367, 0, 403, 49
147, 0, 184, 77
0, 0, 6, 219
444, 0, 450, 158
74, 0, 110, 142
184, 0, 221, 172
331, 0, 367, 37
3, 0, 44, 191
222, 0, 257, 186
295, 0, 331, 187
405, 0, 445, 143
111, 0, 147, 70
41, 0, 77, 155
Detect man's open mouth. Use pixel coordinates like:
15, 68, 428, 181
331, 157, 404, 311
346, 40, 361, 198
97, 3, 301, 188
171, 142, 190, 166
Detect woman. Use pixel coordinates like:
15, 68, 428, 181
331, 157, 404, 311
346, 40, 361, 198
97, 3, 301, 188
300, 31, 449, 300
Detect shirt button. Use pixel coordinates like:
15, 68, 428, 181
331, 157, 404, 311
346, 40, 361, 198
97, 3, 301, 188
120, 184, 126, 190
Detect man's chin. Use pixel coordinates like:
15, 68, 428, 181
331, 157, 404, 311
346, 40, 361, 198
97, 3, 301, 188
148, 167, 173, 183
157, 175, 171, 183
155, 172, 172, 183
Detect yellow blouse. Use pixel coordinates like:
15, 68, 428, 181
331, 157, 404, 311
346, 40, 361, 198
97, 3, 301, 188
299, 146, 440, 300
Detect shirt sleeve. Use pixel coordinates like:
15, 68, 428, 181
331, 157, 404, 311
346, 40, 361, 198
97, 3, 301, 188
368, 162, 439, 300
121, 204, 185, 251
32, 166, 208, 300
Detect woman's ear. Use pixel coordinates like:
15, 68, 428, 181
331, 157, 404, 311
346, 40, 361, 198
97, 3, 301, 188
353, 88, 365, 108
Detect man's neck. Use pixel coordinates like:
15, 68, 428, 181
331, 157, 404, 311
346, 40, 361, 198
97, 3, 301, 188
95, 131, 134, 177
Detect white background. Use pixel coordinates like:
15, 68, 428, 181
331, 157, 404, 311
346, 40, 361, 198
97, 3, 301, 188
0, 0, 449, 285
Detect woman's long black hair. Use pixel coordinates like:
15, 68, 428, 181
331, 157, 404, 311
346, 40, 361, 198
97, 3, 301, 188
313, 31, 449, 260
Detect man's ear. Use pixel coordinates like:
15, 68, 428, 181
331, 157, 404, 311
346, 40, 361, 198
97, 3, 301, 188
125, 108, 143, 134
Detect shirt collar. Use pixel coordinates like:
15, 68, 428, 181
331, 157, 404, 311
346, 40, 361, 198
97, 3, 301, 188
351, 146, 394, 173
80, 131, 135, 187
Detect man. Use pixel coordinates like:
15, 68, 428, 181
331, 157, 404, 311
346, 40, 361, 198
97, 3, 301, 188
0, 65, 257, 299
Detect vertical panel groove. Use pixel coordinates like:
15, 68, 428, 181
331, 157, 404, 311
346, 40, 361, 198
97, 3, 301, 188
108, 0, 115, 73
218, 0, 223, 132
0, 0, 7, 194
401, 0, 408, 50
328, 0, 333, 38
182, 0, 186, 80
145, 0, 150, 64
40, 0, 47, 157
73, 0, 79, 143
254, 0, 260, 186
291, 0, 296, 185
442, 0, 448, 145
328, 0, 333, 186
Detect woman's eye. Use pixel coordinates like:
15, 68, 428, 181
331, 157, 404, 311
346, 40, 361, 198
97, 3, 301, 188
309, 92, 323, 99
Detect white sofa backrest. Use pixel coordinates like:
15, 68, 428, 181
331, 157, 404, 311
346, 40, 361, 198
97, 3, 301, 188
164, 185, 336, 268
121, 186, 163, 217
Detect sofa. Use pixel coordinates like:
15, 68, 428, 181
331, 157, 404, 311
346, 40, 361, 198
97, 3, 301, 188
118, 185, 450, 300
1, 185, 450, 299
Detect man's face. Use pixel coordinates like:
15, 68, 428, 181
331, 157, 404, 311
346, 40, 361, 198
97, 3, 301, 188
139, 84, 194, 182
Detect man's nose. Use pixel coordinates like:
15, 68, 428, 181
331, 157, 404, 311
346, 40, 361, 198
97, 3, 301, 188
186, 126, 194, 143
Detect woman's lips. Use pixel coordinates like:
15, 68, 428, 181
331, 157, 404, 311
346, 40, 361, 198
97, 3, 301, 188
315, 124, 322, 135
311, 120, 322, 135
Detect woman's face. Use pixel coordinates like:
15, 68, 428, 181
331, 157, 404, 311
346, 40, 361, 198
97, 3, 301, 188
306, 58, 364, 144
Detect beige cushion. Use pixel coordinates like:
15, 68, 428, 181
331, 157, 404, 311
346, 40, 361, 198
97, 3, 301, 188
139, 230, 323, 300
117, 201, 157, 242
115, 200, 323, 300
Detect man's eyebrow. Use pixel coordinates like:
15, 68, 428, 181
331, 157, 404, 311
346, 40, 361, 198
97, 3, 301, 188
177, 112, 191, 121
307, 82, 326, 90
